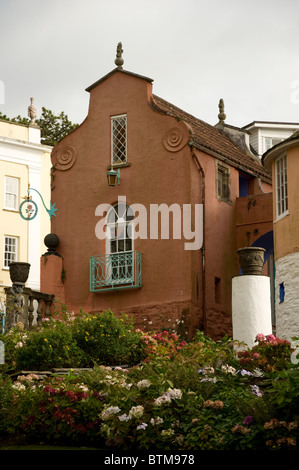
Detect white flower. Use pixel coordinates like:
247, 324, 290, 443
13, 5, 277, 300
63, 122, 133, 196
137, 379, 151, 389
12, 382, 26, 391
118, 414, 131, 422
129, 405, 144, 418
154, 388, 182, 406
15, 342, 23, 348
121, 382, 132, 390
154, 394, 172, 406
221, 364, 237, 375
167, 388, 182, 399
100, 405, 121, 420
137, 423, 147, 430
150, 417, 164, 426
251, 385, 263, 397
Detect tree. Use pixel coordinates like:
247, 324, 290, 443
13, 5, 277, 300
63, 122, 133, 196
0, 108, 78, 146
37, 107, 79, 146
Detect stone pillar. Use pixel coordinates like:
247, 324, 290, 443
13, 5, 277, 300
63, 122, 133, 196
232, 247, 272, 349
232, 275, 272, 349
5, 262, 31, 330
40, 234, 65, 304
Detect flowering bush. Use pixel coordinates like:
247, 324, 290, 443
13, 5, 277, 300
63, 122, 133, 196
71, 310, 147, 366
1, 310, 147, 371
140, 330, 187, 361
1, 323, 299, 450
237, 334, 294, 373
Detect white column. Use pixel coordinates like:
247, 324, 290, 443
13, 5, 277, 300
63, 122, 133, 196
27, 163, 41, 290
232, 275, 272, 349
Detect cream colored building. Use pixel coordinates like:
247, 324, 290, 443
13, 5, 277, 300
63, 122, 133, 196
0, 118, 52, 305
263, 129, 299, 340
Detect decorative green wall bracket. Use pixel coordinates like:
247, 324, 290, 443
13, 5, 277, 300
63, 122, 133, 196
19, 186, 58, 220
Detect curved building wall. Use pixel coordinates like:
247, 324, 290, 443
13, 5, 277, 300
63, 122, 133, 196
275, 251, 299, 340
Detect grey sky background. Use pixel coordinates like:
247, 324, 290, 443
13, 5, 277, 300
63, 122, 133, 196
1, 0, 299, 128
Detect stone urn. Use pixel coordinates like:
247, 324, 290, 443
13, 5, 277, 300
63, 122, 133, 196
9, 262, 31, 286
237, 247, 266, 275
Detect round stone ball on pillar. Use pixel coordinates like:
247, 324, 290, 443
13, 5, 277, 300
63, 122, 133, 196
43, 233, 61, 257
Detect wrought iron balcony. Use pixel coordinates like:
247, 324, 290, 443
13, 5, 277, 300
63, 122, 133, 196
90, 251, 142, 292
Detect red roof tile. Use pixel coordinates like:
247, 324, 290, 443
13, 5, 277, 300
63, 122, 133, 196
152, 95, 271, 183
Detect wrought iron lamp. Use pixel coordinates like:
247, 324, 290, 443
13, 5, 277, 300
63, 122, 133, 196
107, 167, 120, 186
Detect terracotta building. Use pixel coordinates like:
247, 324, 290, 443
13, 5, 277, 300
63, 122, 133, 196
41, 45, 273, 339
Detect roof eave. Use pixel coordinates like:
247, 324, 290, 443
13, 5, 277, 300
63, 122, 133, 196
191, 140, 271, 183
262, 136, 299, 172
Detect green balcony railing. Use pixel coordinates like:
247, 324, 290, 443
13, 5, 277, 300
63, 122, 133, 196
90, 251, 142, 292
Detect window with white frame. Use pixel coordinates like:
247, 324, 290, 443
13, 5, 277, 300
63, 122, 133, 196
3, 236, 18, 268
263, 137, 284, 153
111, 114, 127, 165
4, 176, 19, 210
276, 154, 288, 218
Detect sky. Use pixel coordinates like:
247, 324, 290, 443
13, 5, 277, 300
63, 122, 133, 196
1, 0, 299, 128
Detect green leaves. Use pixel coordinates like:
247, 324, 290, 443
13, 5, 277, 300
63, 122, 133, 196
38, 107, 78, 146
0, 108, 78, 146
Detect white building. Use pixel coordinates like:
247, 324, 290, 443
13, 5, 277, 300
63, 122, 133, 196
242, 121, 299, 158
0, 109, 52, 300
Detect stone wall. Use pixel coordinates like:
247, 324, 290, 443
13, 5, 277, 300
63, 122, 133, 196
275, 251, 299, 340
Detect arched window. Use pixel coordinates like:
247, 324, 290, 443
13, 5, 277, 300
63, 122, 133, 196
106, 202, 134, 254
90, 202, 142, 292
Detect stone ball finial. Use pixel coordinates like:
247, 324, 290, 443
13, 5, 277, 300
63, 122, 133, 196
218, 98, 226, 124
115, 42, 124, 69
44, 233, 61, 256
28, 97, 37, 125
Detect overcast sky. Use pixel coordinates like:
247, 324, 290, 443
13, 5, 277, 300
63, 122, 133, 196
1, 0, 299, 128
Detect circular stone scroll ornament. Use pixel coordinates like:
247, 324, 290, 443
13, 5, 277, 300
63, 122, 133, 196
52, 145, 77, 171
163, 126, 188, 152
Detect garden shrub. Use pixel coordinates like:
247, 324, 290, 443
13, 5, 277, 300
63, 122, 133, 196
14, 320, 85, 370
237, 333, 294, 373
0, 329, 299, 449
1, 310, 148, 372
71, 310, 147, 366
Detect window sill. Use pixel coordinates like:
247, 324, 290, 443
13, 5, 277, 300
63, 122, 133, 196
216, 196, 232, 205
274, 210, 289, 224
107, 163, 131, 169
3, 208, 19, 213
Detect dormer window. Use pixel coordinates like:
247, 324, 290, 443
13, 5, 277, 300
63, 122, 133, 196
111, 114, 127, 165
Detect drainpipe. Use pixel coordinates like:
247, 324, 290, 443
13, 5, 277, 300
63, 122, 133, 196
191, 147, 206, 334
258, 178, 265, 194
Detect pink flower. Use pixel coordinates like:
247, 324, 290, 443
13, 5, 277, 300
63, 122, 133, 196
243, 415, 254, 426
255, 334, 265, 343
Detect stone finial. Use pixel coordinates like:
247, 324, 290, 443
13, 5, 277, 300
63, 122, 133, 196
115, 42, 124, 69
28, 97, 37, 125
218, 98, 226, 124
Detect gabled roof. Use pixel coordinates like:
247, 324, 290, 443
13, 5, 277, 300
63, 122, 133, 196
152, 95, 272, 183
85, 67, 153, 92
